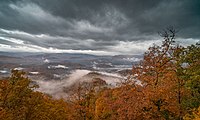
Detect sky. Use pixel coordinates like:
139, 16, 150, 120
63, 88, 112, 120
0, 0, 199, 55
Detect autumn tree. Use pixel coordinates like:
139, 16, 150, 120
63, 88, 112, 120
131, 27, 189, 119
89, 28, 188, 120
0, 70, 72, 120
95, 84, 150, 120
179, 43, 200, 111
68, 79, 107, 120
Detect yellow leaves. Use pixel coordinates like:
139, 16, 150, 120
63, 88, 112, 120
184, 107, 200, 120
94, 85, 151, 120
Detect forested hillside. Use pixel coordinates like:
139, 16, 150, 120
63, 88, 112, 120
0, 29, 200, 120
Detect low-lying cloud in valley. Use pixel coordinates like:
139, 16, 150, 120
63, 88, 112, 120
34, 69, 123, 99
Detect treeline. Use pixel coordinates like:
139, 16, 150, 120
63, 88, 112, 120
0, 28, 200, 120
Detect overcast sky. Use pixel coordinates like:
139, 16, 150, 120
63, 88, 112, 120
0, 0, 199, 55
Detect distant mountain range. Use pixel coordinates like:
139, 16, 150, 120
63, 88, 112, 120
0, 51, 143, 79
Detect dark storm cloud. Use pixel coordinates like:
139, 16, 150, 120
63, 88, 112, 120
31, 0, 200, 38
0, 0, 199, 54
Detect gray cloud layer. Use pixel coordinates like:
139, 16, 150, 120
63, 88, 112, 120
0, 0, 199, 55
